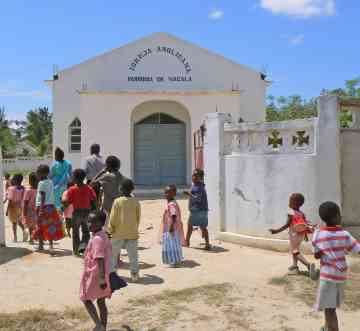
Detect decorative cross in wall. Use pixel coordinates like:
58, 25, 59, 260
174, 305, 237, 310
268, 130, 283, 149
292, 131, 310, 147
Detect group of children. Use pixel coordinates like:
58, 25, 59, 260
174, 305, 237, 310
270, 193, 360, 331
3, 161, 210, 331
6, 161, 358, 331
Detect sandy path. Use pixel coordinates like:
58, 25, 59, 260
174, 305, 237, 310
1, 198, 359, 330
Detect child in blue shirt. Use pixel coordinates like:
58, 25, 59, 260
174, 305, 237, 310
184, 169, 210, 250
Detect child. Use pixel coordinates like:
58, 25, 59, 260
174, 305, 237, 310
184, 169, 211, 250
6, 173, 26, 242
3, 173, 11, 203
91, 156, 127, 226
108, 179, 141, 282
62, 181, 75, 238
62, 169, 96, 256
23, 173, 38, 244
80, 211, 112, 331
269, 193, 316, 277
313, 202, 360, 331
160, 185, 185, 268
35, 164, 64, 251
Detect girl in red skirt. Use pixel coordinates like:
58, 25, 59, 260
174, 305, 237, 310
35, 165, 64, 251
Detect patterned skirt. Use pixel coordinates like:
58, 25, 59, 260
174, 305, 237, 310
162, 231, 183, 265
33, 205, 64, 241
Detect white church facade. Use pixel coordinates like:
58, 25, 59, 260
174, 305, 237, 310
46, 32, 268, 186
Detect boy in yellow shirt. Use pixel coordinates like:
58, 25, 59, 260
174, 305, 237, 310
108, 179, 141, 282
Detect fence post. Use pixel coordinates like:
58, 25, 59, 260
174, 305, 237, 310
0, 147, 5, 247
204, 113, 229, 237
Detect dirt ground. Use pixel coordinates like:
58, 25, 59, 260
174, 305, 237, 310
1, 198, 360, 331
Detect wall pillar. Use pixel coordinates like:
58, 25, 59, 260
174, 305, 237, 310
315, 95, 342, 212
204, 113, 229, 237
0, 147, 5, 247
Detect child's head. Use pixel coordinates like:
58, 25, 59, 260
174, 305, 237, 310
165, 184, 177, 200
37, 164, 50, 180
289, 193, 305, 210
105, 156, 120, 172
54, 147, 65, 162
88, 210, 106, 233
4, 173, 10, 180
192, 169, 204, 184
319, 201, 341, 227
72, 168, 86, 185
121, 179, 135, 196
90, 144, 100, 155
12, 173, 23, 186
29, 172, 38, 189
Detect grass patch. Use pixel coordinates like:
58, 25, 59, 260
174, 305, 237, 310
0, 307, 86, 331
269, 276, 290, 286
0, 284, 238, 331
270, 261, 360, 312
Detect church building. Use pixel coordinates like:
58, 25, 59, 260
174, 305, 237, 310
46, 32, 268, 186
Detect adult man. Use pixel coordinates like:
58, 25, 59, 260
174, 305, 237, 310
84, 144, 105, 183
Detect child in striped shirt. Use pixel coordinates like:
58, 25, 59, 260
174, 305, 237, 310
312, 201, 360, 331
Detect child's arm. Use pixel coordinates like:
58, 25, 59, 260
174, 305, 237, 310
107, 201, 119, 235
38, 191, 46, 216
269, 215, 292, 235
96, 258, 107, 289
6, 199, 12, 216
169, 215, 176, 233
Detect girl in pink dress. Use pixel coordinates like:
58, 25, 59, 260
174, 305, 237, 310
160, 185, 185, 267
6, 174, 26, 242
23, 173, 38, 244
80, 211, 112, 331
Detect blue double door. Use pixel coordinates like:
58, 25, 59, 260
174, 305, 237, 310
134, 122, 186, 186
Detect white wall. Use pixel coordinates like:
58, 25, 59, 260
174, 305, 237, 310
2, 157, 52, 173
0, 148, 5, 246
81, 92, 241, 184
49, 32, 267, 168
341, 129, 360, 226
205, 96, 342, 240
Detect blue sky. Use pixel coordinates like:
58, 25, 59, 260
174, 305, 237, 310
0, 0, 359, 119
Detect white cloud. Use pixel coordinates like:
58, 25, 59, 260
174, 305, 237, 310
209, 9, 224, 20
0, 88, 47, 97
289, 34, 305, 45
260, 0, 336, 18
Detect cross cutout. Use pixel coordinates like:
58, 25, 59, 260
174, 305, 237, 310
268, 130, 283, 149
292, 131, 310, 147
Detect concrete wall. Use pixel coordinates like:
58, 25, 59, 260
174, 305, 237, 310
341, 128, 360, 226
2, 157, 52, 173
49, 32, 267, 168
205, 96, 343, 245
0, 148, 5, 246
81, 92, 241, 184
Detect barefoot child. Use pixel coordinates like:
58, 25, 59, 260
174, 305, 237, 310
62, 181, 75, 238
160, 185, 185, 268
63, 169, 96, 256
35, 165, 64, 251
184, 169, 211, 250
23, 173, 38, 244
80, 211, 112, 331
270, 193, 316, 277
313, 202, 360, 331
6, 174, 26, 242
108, 179, 141, 282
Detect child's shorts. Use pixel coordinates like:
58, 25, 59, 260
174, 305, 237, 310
314, 280, 344, 311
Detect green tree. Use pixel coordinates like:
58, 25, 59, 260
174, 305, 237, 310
26, 107, 53, 156
0, 107, 16, 157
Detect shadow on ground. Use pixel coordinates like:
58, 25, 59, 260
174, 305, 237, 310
122, 273, 164, 285
0, 246, 32, 265
193, 245, 229, 254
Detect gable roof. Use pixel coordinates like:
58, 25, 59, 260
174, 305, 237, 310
56, 32, 262, 78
